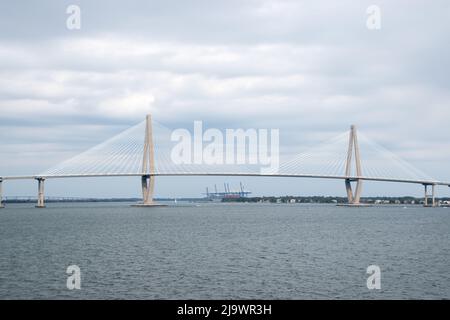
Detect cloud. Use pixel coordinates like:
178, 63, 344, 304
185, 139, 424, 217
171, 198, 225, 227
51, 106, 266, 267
98, 92, 156, 118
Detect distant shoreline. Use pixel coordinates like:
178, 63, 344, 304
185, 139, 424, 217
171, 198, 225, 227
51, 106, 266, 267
3, 196, 450, 205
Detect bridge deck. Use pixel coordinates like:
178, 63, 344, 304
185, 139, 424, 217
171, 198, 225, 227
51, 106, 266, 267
1, 173, 449, 187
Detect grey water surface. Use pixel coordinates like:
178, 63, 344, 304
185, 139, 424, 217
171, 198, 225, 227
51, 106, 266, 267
0, 202, 449, 300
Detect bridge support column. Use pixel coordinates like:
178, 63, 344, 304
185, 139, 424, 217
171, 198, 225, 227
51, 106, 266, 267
345, 178, 363, 205
35, 178, 46, 208
141, 174, 155, 205
0, 178, 4, 208
424, 184, 437, 207
432, 184, 436, 207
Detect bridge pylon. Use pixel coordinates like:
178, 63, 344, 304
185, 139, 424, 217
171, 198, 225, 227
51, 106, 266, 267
133, 114, 165, 207
344, 125, 364, 205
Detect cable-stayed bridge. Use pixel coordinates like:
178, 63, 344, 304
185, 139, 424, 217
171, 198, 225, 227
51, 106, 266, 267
1, 115, 449, 208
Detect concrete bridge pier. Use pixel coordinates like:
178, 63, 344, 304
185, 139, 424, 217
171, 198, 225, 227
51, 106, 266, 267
424, 184, 436, 207
0, 178, 4, 208
141, 174, 154, 205
35, 177, 46, 208
345, 178, 363, 205
133, 174, 166, 207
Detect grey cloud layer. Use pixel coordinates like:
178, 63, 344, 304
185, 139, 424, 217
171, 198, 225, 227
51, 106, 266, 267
0, 0, 449, 195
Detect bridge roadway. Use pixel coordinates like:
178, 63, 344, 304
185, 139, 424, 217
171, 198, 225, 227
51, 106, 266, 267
1, 173, 450, 187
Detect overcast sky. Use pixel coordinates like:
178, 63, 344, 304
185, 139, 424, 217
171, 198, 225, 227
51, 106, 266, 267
1, 0, 449, 198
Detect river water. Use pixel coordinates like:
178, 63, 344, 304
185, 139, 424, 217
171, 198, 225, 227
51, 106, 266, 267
0, 202, 449, 299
